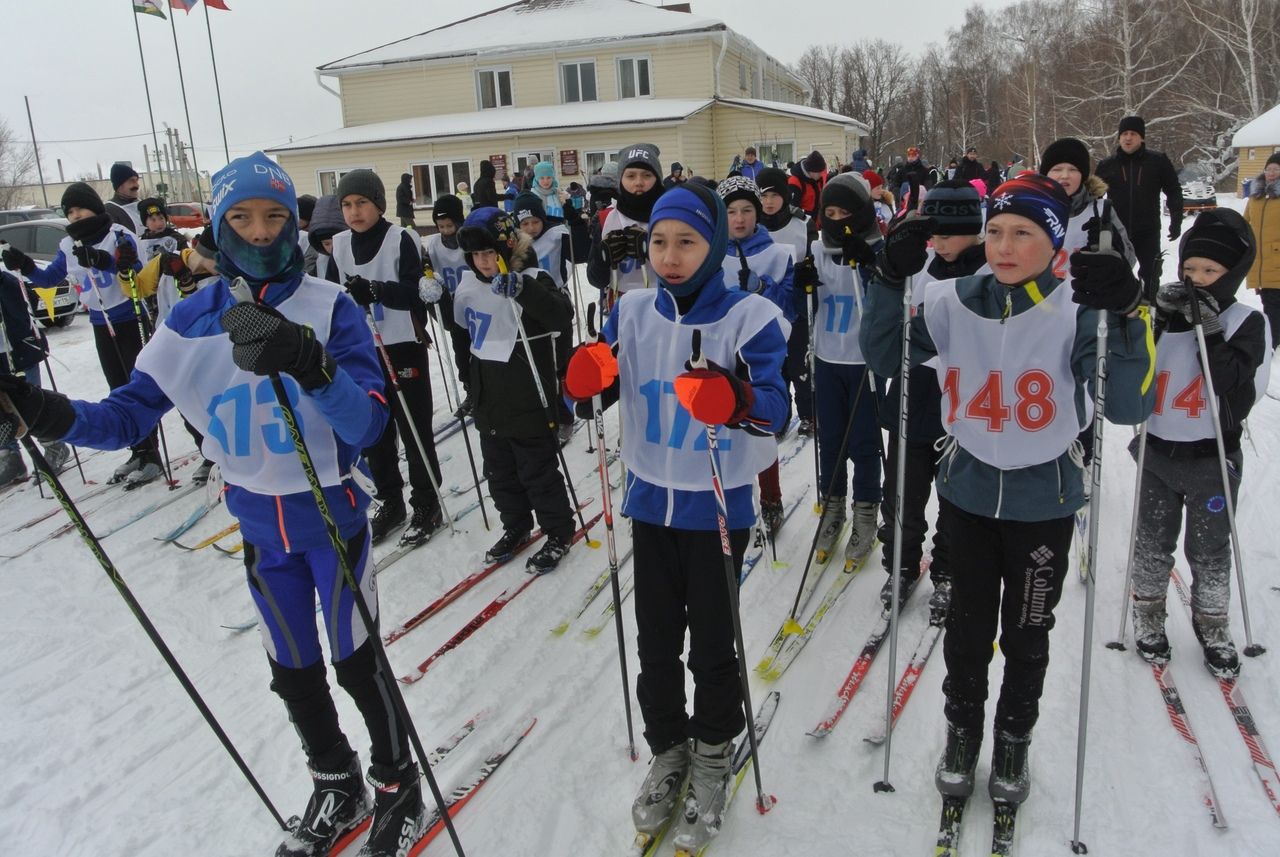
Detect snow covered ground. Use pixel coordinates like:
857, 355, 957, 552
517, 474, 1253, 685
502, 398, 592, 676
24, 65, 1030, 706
5, 202, 1280, 856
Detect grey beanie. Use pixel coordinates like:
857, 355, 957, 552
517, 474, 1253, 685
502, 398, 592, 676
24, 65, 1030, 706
336, 169, 387, 213
617, 142, 662, 179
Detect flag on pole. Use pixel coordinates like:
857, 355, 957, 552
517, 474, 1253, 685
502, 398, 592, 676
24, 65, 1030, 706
205, 0, 231, 9
134, 0, 166, 18
170, 0, 231, 12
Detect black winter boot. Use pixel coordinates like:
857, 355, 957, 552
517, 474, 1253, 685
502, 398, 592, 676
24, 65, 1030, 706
276, 754, 371, 857
370, 496, 406, 544
935, 722, 982, 798
356, 762, 426, 857
988, 730, 1032, 804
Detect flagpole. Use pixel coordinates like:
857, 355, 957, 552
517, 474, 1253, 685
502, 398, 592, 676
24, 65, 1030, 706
202, 0, 230, 162
130, 0, 169, 199
167, 5, 204, 201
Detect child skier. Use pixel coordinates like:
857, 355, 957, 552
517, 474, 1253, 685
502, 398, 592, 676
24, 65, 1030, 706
862, 181, 988, 613
716, 174, 795, 534
862, 173, 1154, 809
562, 182, 789, 853
422, 194, 474, 408
587, 143, 664, 303
758, 166, 817, 436
136, 197, 191, 322
0, 182, 162, 486
450, 207, 577, 572
1130, 208, 1270, 677
864, 170, 895, 234
811, 172, 886, 569
0, 150, 428, 857
326, 169, 445, 547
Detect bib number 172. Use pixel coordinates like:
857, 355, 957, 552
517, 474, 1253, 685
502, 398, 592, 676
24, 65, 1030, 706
943, 368, 1056, 432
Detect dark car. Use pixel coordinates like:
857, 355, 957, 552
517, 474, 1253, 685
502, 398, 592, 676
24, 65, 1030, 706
0, 208, 58, 226
0, 219, 79, 327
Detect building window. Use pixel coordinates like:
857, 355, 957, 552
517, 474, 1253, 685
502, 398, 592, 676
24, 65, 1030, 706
561, 60, 597, 104
411, 161, 472, 206
582, 150, 619, 179
317, 167, 369, 197
738, 62, 747, 91
477, 68, 513, 109
514, 152, 555, 178
617, 56, 651, 99
752, 141, 794, 169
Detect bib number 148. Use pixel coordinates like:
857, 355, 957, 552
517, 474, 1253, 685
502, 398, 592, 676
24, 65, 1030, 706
943, 368, 1056, 432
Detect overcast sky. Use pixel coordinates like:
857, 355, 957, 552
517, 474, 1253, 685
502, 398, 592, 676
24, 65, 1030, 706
4, 0, 1007, 187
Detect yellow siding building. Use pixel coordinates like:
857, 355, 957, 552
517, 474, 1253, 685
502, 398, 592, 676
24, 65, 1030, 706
1233, 103, 1280, 195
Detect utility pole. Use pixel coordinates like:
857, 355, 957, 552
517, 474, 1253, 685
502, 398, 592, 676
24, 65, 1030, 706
23, 96, 49, 207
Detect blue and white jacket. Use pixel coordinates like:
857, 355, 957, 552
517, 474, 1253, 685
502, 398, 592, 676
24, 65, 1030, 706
722, 224, 796, 322
27, 226, 143, 327
62, 274, 389, 552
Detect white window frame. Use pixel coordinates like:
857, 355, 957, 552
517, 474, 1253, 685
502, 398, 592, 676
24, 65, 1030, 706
751, 140, 794, 170
582, 150, 619, 179
559, 59, 598, 104
514, 152, 556, 178
316, 166, 373, 197
616, 54, 653, 100
476, 66, 514, 110
408, 161, 473, 208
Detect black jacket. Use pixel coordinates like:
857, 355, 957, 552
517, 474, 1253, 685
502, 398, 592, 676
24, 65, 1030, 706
1096, 144, 1183, 237
955, 158, 985, 183
0, 271, 47, 374
395, 174, 415, 220
472, 161, 499, 210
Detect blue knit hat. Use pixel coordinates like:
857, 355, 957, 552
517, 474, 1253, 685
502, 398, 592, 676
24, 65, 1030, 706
533, 161, 556, 180
648, 183, 726, 297
987, 174, 1070, 250
210, 151, 298, 246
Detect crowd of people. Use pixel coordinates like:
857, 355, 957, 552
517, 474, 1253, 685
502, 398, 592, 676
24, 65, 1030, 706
0, 112, 1275, 856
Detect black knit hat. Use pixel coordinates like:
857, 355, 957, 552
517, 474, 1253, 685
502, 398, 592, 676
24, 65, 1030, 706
60, 182, 105, 216
802, 150, 827, 174
296, 194, 317, 223
138, 197, 167, 222
110, 162, 138, 190
1182, 220, 1248, 270
1118, 115, 1146, 138
716, 175, 763, 219
432, 194, 464, 224
513, 192, 547, 224
335, 169, 386, 212
1039, 138, 1091, 182
756, 167, 789, 199
921, 180, 983, 236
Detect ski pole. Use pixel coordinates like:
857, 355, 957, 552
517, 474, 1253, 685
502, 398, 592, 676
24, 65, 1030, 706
497, 256, 594, 539
585, 302, 638, 761
564, 225, 585, 345
357, 299, 456, 536
120, 264, 176, 487
1107, 422, 1148, 651
421, 266, 457, 414
224, 278, 468, 857
0, 391, 288, 832
804, 270, 821, 510
1188, 287, 1263, 657
684, 328, 775, 815
430, 299, 489, 531
1071, 306, 1109, 855
875, 273, 914, 794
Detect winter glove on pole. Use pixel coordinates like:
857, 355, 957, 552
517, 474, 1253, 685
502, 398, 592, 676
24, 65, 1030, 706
878, 214, 935, 283
793, 256, 819, 289
343, 275, 381, 307
0, 374, 76, 442
837, 226, 877, 268
221, 302, 337, 391
626, 225, 648, 262
160, 251, 197, 296
114, 239, 140, 272
490, 271, 522, 298
563, 341, 618, 401
1, 244, 36, 276
603, 229, 631, 267
418, 269, 444, 304
1157, 279, 1223, 335
73, 244, 113, 270
674, 353, 756, 428
1069, 248, 1143, 314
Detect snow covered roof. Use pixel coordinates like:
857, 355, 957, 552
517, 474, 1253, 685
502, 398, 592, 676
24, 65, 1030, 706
320, 0, 725, 72
268, 98, 715, 153
720, 97, 869, 135
1232, 103, 1280, 147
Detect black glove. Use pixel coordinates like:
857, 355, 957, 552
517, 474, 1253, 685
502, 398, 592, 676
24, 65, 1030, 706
221, 302, 337, 391
344, 275, 382, 307
115, 240, 139, 271
626, 225, 648, 262
1168, 221, 1183, 241
160, 251, 198, 296
840, 234, 877, 268
1069, 248, 1142, 314
879, 214, 935, 282
0, 375, 76, 444
793, 256, 819, 290
72, 244, 113, 270
603, 229, 631, 267
1, 245, 35, 276
1156, 281, 1222, 335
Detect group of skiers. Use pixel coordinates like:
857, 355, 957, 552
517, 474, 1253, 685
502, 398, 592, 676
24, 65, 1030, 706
0, 105, 1273, 855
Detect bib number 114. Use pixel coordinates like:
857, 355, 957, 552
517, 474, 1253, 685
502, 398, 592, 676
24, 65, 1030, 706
943, 368, 1056, 432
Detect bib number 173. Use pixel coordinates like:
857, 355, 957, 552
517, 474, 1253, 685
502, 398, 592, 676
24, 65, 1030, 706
943, 368, 1056, 432
206, 377, 305, 457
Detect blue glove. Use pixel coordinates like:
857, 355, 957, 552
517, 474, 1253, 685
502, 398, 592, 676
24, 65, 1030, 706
491, 272, 523, 298
737, 268, 761, 293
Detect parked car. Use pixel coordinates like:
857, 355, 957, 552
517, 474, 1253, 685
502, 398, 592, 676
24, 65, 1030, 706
0, 219, 79, 327
166, 201, 207, 230
0, 208, 58, 226
1170, 165, 1218, 215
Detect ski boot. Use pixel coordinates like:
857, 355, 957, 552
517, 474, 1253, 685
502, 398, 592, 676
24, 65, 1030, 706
669, 738, 733, 855
796, 417, 814, 437
928, 578, 952, 624
124, 451, 164, 490
760, 499, 784, 538
191, 459, 215, 485
844, 500, 877, 570
486, 527, 531, 564
355, 761, 426, 857
42, 442, 71, 475
526, 534, 571, 574
109, 452, 143, 485
0, 448, 27, 486
632, 741, 690, 845
988, 730, 1032, 804
814, 496, 846, 565
369, 496, 406, 545
879, 568, 916, 613
935, 722, 982, 797
399, 503, 443, 547
1193, 612, 1240, 678
453, 391, 474, 419
556, 420, 575, 448
1132, 597, 1171, 663
276, 754, 371, 857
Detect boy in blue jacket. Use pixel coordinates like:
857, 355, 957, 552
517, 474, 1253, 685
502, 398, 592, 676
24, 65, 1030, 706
0, 152, 427, 857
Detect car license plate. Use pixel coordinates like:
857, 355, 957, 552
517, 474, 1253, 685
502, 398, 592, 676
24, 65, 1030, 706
52, 294, 75, 307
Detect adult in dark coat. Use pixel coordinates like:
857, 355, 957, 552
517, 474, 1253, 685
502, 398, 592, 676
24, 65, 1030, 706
472, 159, 500, 209
955, 147, 985, 183
1096, 115, 1184, 300
395, 173, 415, 228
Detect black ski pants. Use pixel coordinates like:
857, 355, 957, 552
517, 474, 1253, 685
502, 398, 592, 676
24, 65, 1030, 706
1260, 289, 1280, 351
878, 431, 949, 583
940, 499, 1073, 737
633, 521, 750, 754
1129, 229, 1164, 303
479, 430, 573, 542
785, 315, 812, 422
93, 319, 158, 458
365, 340, 442, 513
